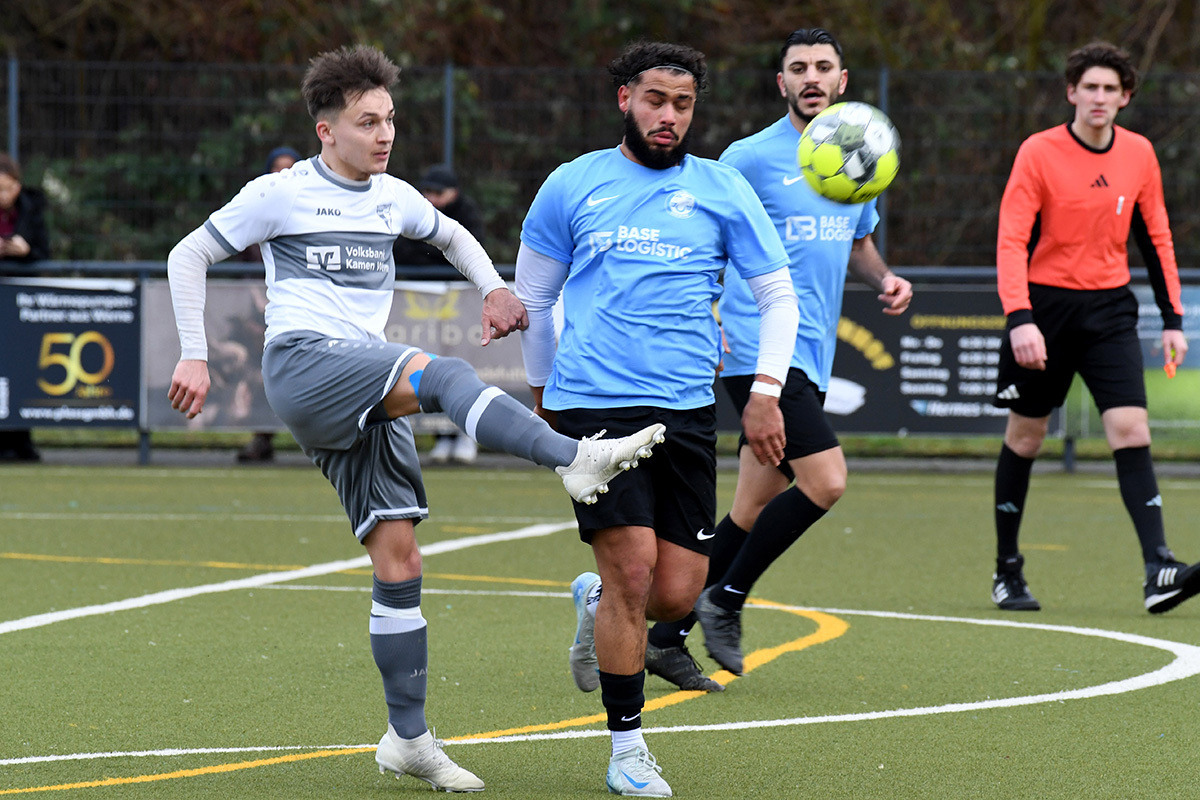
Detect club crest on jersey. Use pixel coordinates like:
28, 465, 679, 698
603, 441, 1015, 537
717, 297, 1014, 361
666, 190, 697, 219
306, 245, 342, 271
589, 230, 615, 257
376, 204, 394, 232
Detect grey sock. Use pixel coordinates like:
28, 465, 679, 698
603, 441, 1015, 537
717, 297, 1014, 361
416, 356, 576, 468
370, 575, 428, 739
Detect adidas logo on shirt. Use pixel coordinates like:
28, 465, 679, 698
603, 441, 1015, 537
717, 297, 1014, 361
1091, 174, 1109, 188
997, 384, 1020, 401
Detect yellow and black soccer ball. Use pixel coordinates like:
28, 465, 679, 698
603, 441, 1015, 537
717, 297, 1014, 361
797, 101, 900, 204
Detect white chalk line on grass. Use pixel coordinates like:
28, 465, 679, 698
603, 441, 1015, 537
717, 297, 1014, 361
0, 512, 562, 525
455, 605, 1200, 745
0, 522, 576, 636
5, 601, 1200, 766
0, 745, 379, 767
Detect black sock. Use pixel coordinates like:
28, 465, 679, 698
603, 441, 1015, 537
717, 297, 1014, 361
711, 488, 826, 612
1113, 446, 1168, 564
599, 671, 645, 731
995, 443, 1034, 560
706, 514, 750, 586
647, 614, 695, 650
646, 515, 748, 649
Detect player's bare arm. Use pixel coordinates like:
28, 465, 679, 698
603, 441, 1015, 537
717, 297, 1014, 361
848, 235, 911, 315
1009, 322, 1047, 370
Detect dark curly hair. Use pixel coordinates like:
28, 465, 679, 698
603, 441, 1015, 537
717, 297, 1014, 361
1065, 41, 1138, 96
301, 44, 401, 121
607, 41, 708, 95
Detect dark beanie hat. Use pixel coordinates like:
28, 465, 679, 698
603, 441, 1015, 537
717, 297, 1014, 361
265, 146, 303, 174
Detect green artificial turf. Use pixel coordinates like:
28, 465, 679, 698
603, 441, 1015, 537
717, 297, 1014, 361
2, 463, 1198, 798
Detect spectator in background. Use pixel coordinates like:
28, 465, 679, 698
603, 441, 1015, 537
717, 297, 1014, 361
394, 164, 486, 464
0, 153, 51, 462
236, 146, 302, 463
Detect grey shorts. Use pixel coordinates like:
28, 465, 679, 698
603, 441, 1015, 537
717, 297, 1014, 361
262, 331, 428, 541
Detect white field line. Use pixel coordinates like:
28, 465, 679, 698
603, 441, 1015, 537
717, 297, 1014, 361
0, 512, 562, 524
5, 601, 1199, 765
0, 522, 575, 636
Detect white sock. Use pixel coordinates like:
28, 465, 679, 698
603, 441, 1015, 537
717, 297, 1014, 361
611, 728, 647, 757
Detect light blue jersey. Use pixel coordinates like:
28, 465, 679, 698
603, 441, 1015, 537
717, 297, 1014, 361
521, 146, 789, 410
719, 116, 879, 390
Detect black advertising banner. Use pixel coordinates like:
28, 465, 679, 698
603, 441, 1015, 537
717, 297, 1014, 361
142, 279, 530, 433
0, 278, 140, 429
829, 285, 1020, 435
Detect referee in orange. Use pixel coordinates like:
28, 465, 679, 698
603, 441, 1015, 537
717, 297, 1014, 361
991, 41, 1199, 614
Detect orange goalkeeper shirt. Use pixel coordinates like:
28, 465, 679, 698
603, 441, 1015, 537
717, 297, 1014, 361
997, 123, 1183, 329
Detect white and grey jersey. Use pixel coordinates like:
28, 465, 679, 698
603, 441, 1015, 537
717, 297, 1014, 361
204, 156, 437, 344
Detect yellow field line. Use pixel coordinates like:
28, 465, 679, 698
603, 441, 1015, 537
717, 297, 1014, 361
0, 748, 375, 795
0, 552, 306, 572
0, 554, 568, 588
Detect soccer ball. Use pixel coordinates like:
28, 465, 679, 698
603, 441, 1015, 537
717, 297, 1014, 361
796, 101, 900, 204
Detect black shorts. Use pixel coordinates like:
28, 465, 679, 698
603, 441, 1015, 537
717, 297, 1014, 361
994, 284, 1146, 418
723, 368, 840, 482
554, 405, 718, 555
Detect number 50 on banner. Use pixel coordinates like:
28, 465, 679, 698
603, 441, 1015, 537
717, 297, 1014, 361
36, 331, 116, 397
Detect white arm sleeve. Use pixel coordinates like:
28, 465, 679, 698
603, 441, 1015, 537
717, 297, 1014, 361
746, 266, 799, 384
424, 213, 507, 297
514, 243, 569, 387
167, 225, 231, 361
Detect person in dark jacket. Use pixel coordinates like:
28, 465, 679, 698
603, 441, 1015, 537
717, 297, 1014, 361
0, 153, 51, 461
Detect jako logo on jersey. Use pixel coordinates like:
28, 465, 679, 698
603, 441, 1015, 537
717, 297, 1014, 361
315, 208, 342, 216
667, 190, 697, 218
306, 246, 342, 271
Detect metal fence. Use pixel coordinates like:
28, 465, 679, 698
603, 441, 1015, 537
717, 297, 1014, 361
4, 58, 1200, 267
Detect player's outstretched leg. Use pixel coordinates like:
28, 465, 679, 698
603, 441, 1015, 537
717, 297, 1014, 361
376, 726, 484, 792
1144, 550, 1200, 614
414, 357, 664, 503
